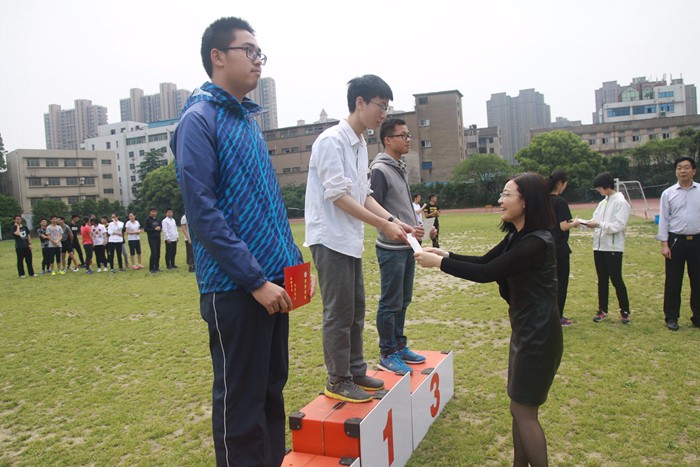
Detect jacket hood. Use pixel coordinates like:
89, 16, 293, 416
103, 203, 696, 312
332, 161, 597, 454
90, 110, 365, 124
370, 153, 405, 170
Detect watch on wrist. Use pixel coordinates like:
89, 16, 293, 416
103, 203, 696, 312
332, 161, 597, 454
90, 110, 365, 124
387, 216, 394, 223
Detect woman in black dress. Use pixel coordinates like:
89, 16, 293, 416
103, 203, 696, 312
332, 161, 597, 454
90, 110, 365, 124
415, 173, 563, 467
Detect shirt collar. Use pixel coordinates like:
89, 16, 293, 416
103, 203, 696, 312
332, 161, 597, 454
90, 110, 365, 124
339, 119, 366, 149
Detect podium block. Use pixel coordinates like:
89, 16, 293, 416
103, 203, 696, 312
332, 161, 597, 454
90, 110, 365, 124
407, 351, 454, 449
290, 371, 413, 467
282, 451, 360, 467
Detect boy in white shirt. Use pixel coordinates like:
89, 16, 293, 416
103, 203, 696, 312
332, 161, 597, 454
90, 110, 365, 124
162, 208, 179, 269
304, 75, 412, 403
107, 213, 125, 272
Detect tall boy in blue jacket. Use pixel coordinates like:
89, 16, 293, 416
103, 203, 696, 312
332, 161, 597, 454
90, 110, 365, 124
171, 16, 315, 467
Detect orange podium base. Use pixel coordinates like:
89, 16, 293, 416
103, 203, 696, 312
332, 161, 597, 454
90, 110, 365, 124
282, 451, 359, 467
288, 350, 454, 467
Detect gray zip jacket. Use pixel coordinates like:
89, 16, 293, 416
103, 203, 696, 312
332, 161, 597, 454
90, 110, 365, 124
369, 153, 416, 250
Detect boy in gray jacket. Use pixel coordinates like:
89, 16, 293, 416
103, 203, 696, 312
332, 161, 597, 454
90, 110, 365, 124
370, 118, 427, 374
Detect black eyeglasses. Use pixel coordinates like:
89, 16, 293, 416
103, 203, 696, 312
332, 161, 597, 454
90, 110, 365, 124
219, 46, 267, 66
369, 100, 389, 113
387, 133, 412, 141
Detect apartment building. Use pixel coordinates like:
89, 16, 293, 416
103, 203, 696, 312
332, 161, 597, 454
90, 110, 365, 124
593, 76, 697, 124
44, 99, 108, 150
465, 125, 503, 157
487, 89, 551, 163
120, 83, 191, 123
267, 90, 465, 186
246, 77, 278, 131
531, 114, 700, 156
5, 148, 120, 217
84, 120, 177, 207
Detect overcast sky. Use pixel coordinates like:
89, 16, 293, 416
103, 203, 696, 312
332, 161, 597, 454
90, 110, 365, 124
1, 0, 698, 151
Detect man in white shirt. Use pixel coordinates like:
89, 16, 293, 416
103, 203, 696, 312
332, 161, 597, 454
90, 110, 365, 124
657, 157, 700, 331
304, 74, 411, 403
162, 208, 179, 269
181, 213, 195, 272
107, 213, 125, 272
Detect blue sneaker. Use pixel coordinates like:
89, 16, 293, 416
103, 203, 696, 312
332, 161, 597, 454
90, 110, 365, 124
379, 353, 413, 375
396, 346, 426, 364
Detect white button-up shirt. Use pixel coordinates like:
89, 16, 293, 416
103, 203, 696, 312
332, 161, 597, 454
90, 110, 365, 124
162, 216, 179, 242
304, 119, 371, 258
657, 181, 700, 241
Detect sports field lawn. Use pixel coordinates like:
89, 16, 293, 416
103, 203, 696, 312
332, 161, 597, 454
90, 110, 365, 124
1, 211, 699, 465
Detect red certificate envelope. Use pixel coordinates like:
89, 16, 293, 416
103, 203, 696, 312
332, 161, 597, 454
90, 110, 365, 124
284, 262, 311, 310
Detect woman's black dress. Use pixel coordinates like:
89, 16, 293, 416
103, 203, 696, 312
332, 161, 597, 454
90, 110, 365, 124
440, 230, 563, 406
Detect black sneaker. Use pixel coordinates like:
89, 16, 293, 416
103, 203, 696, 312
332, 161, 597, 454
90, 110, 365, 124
324, 378, 372, 403
666, 320, 679, 331
593, 311, 608, 322
352, 374, 384, 391
620, 311, 631, 325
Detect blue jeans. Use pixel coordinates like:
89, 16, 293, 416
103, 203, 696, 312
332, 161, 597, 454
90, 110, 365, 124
376, 247, 415, 356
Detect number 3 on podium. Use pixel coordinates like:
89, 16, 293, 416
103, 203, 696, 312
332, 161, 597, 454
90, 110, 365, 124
430, 372, 441, 418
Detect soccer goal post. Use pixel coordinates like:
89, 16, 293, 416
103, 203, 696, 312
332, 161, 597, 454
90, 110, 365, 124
616, 179, 651, 219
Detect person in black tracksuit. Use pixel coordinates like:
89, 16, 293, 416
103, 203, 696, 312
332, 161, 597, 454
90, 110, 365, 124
143, 208, 162, 273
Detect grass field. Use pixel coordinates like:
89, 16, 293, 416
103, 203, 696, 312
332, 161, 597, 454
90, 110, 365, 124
1, 210, 699, 466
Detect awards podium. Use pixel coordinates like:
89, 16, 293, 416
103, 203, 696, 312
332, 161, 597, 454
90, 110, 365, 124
284, 350, 453, 467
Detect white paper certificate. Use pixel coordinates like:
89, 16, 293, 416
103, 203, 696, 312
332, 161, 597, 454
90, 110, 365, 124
407, 233, 422, 253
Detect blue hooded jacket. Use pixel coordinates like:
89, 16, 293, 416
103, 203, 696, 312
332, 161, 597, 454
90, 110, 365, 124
171, 82, 303, 294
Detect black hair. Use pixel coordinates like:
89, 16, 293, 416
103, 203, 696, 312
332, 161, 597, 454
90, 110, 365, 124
166, 208, 173, 212
50, 214, 57, 219
201, 17, 255, 78
14, 214, 21, 219
674, 156, 697, 170
71, 214, 79, 219
380, 117, 407, 148
347, 75, 393, 113
500, 172, 555, 233
83, 216, 90, 224
90, 218, 99, 225
593, 173, 615, 189
428, 194, 437, 200
548, 170, 568, 192
412, 193, 421, 201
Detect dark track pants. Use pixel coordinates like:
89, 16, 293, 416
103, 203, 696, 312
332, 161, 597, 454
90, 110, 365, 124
200, 289, 288, 467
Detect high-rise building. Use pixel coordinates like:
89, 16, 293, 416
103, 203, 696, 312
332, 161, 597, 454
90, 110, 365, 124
486, 89, 551, 163
592, 76, 697, 124
246, 77, 278, 131
119, 83, 191, 123
44, 100, 108, 150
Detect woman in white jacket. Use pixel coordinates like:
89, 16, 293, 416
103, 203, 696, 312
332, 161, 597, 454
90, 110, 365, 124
583, 173, 631, 324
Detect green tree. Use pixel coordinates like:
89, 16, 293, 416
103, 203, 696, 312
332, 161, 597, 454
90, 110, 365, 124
604, 154, 631, 180
625, 137, 686, 197
32, 199, 69, 224
134, 162, 182, 220
452, 154, 513, 202
68, 198, 99, 219
516, 130, 604, 201
677, 127, 700, 158
137, 149, 167, 185
0, 194, 21, 236
280, 184, 306, 218
0, 133, 7, 172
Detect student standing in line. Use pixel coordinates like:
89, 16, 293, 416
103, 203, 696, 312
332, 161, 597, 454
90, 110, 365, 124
162, 208, 179, 269
107, 213, 125, 272
81, 216, 95, 274
45, 216, 63, 276
13, 215, 36, 278
37, 218, 50, 274
144, 207, 162, 273
125, 212, 144, 269
91, 218, 107, 272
